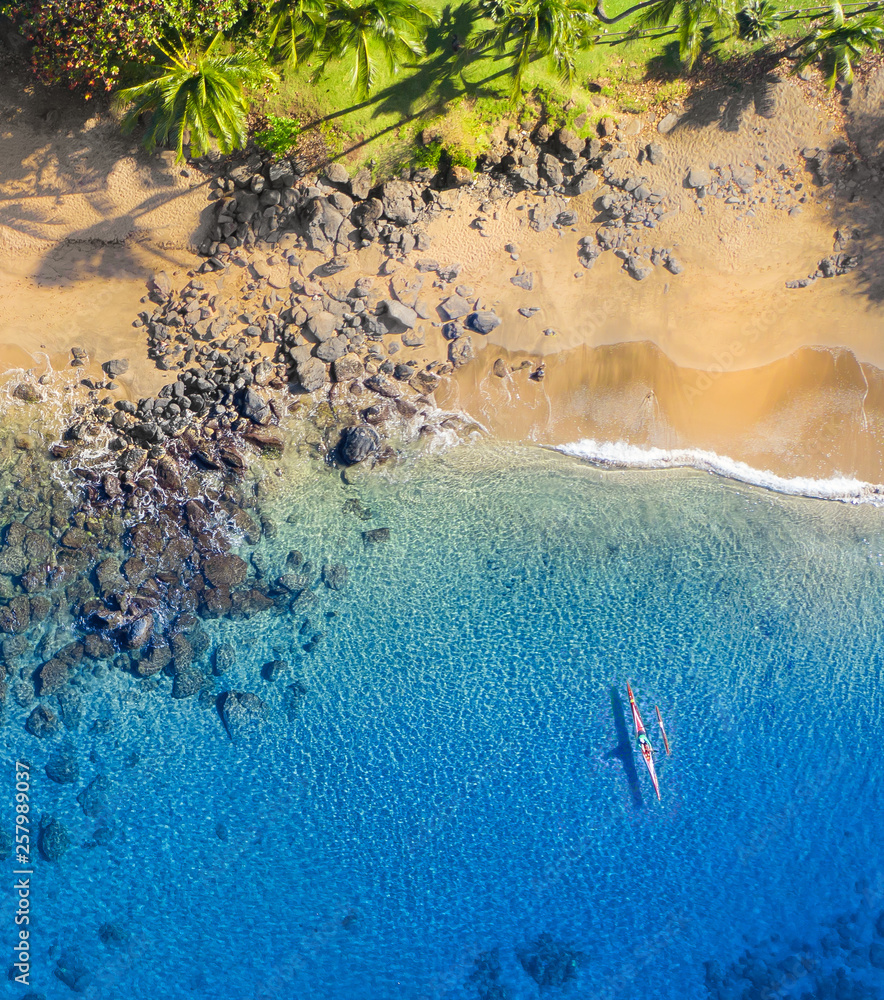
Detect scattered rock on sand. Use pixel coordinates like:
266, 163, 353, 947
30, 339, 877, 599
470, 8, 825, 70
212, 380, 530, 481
102, 359, 129, 377
467, 312, 501, 335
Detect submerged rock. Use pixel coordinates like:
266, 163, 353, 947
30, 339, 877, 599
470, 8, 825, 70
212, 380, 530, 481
517, 933, 583, 988
39, 814, 72, 862
322, 563, 348, 590
45, 746, 79, 784
218, 690, 268, 740
26, 704, 60, 738
77, 775, 111, 818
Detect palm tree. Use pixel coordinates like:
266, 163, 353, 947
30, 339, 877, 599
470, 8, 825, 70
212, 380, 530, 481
115, 34, 279, 161
321, 0, 437, 96
471, 0, 598, 101
794, 1, 884, 89
264, 0, 331, 67
635, 0, 736, 70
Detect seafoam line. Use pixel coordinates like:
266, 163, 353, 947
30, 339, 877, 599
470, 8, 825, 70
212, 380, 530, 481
554, 438, 884, 505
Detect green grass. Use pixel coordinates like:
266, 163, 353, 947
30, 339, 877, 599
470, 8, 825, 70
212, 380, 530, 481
248, 0, 839, 175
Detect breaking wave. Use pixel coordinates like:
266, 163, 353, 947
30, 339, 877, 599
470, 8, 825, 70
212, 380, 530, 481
555, 439, 884, 504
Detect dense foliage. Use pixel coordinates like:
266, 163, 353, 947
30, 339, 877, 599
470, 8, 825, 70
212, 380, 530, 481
4, 0, 258, 96
115, 32, 278, 158
6, 0, 162, 96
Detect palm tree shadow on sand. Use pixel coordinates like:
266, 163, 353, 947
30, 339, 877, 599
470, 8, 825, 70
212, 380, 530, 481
607, 685, 644, 809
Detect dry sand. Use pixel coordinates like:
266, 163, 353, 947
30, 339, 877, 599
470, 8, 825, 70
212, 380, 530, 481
4, 54, 884, 488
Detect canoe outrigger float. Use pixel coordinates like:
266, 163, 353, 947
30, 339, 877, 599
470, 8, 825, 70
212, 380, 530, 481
626, 682, 661, 801
655, 705, 672, 757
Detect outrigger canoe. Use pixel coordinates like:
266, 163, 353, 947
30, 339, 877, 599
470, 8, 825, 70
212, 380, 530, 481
627, 682, 661, 801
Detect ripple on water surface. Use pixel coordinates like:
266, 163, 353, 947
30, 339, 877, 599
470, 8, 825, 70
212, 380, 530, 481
7, 444, 884, 1000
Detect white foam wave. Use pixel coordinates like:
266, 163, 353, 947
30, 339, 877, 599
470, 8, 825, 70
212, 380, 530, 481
554, 439, 884, 504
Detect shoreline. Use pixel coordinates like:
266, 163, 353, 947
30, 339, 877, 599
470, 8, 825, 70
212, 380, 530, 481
3, 62, 884, 503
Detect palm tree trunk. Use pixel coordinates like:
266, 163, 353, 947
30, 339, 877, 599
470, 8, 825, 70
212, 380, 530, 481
594, 0, 663, 25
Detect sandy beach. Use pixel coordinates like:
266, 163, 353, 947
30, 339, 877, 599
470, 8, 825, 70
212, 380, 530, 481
4, 53, 884, 488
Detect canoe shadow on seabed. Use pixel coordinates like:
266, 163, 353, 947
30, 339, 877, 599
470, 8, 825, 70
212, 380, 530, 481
607, 685, 644, 809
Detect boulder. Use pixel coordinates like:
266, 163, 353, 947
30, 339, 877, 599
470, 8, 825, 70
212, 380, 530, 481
12, 383, 41, 403
493, 358, 508, 378
261, 659, 289, 681
517, 933, 583, 988
296, 357, 329, 393
324, 162, 350, 185
338, 425, 379, 465
307, 309, 339, 342
449, 336, 475, 368
352, 198, 384, 227
382, 299, 418, 328
203, 554, 248, 588
214, 643, 235, 676
54, 950, 91, 992
439, 295, 471, 320
657, 112, 679, 134
305, 197, 346, 251
244, 426, 285, 452
77, 775, 111, 817
172, 668, 207, 699
237, 387, 271, 424
219, 690, 268, 740
26, 704, 59, 737
322, 563, 348, 590
102, 358, 129, 377
332, 354, 364, 382
687, 166, 711, 189
646, 141, 664, 165
510, 272, 534, 291
39, 814, 71, 861
539, 153, 564, 187
380, 180, 421, 225
363, 528, 390, 545
45, 746, 79, 784
349, 167, 373, 201
315, 336, 349, 362
467, 312, 501, 335
553, 127, 584, 160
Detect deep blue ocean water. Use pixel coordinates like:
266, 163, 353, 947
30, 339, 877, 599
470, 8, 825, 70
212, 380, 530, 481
5, 443, 884, 999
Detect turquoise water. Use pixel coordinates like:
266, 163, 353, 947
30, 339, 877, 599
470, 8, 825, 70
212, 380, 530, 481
7, 444, 884, 998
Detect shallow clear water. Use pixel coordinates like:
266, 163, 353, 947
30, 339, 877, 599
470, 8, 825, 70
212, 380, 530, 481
7, 443, 884, 999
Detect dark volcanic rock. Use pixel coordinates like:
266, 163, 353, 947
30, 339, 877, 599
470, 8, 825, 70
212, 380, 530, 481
218, 690, 268, 740
517, 933, 583, 988
363, 528, 390, 545
203, 554, 248, 588
54, 950, 91, 992
77, 775, 111, 818
322, 563, 348, 590
45, 746, 79, 784
466, 312, 501, 335
102, 358, 129, 377
39, 814, 71, 861
261, 659, 289, 681
214, 643, 235, 676
172, 667, 208, 699
26, 704, 59, 738
337, 425, 379, 465
237, 387, 271, 424
449, 336, 475, 368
